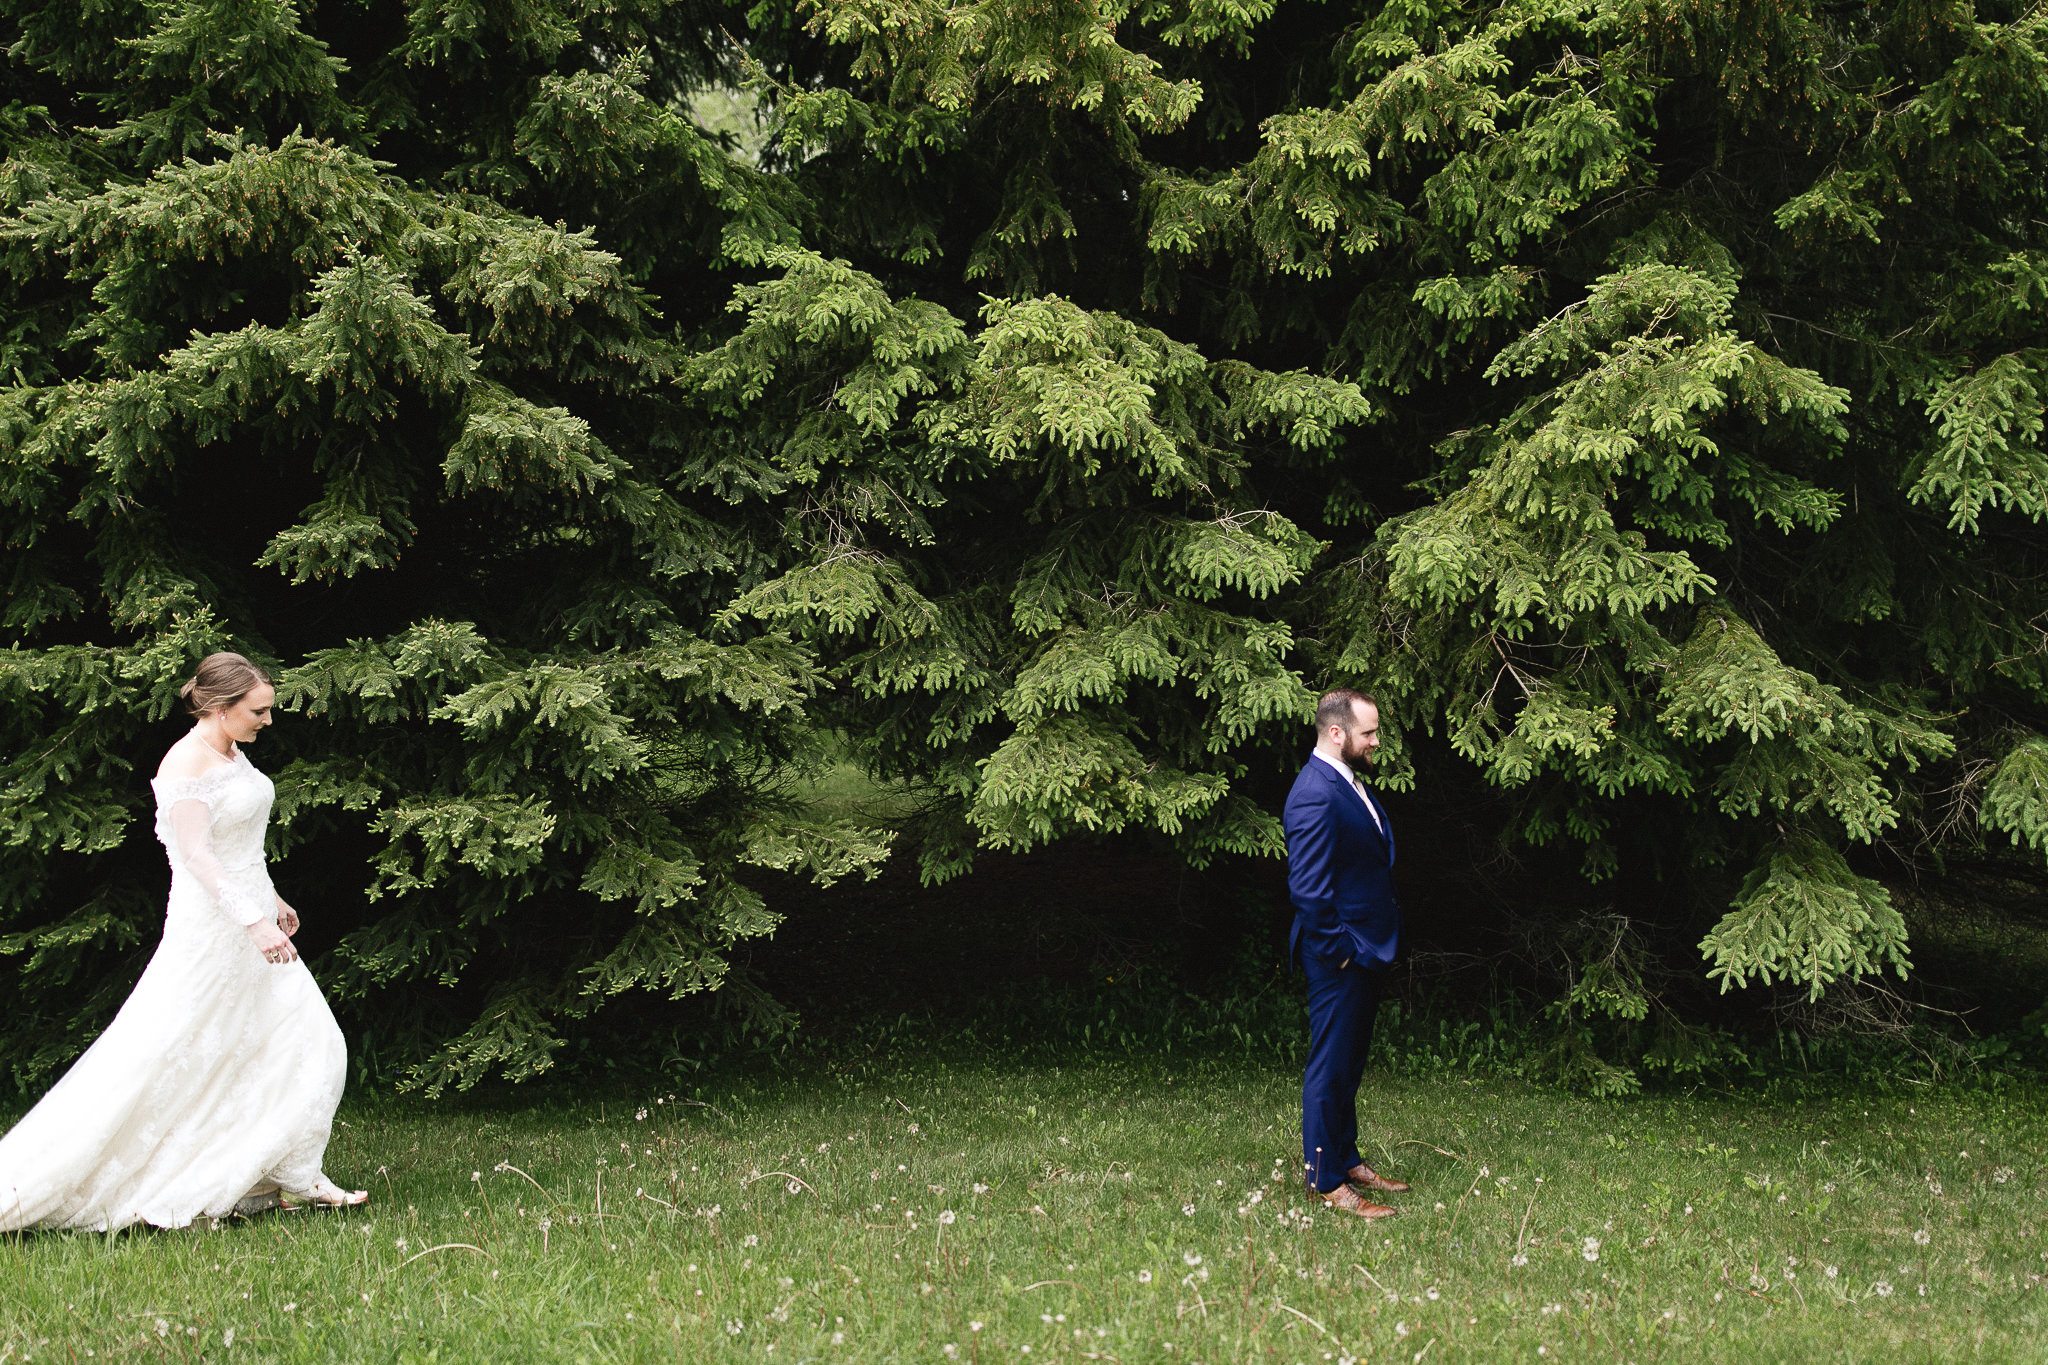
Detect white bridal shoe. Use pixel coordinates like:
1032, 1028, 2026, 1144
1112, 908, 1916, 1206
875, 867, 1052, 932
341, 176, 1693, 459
280, 1176, 368, 1209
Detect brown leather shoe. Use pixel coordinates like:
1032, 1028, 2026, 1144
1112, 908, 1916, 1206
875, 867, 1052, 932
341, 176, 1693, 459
1320, 1184, 1396, 1218
1346, 1164, 1410, 1194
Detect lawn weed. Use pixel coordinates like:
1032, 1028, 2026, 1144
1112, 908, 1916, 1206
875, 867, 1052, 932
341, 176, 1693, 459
2, 1065, 2043, 1363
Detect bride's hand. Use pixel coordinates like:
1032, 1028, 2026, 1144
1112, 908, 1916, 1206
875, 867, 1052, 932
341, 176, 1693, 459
246, 920, 297, 965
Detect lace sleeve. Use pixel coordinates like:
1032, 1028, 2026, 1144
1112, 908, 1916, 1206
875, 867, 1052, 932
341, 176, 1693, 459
165, 796, 270, 927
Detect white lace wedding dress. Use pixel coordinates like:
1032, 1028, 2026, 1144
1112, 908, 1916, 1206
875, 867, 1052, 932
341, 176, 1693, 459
0, 748, 348, 1230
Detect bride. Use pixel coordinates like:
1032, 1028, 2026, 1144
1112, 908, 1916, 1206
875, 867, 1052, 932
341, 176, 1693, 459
0, 652, 366, 1230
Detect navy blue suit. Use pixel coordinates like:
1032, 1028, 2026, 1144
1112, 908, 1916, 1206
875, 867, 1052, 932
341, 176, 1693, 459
1283, 754, 1401, 1193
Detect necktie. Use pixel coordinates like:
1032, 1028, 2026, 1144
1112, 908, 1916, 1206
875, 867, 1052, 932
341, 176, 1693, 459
1353, 776, 1383, 833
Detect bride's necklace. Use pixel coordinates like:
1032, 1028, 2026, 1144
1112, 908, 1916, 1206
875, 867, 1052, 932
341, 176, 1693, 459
195, 727, 237, 764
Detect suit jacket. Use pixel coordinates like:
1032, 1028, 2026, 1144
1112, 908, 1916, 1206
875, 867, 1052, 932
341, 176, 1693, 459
1283, 755, 1401, 971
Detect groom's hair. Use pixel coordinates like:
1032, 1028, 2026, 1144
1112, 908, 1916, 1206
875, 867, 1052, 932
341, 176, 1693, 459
181, 652, 274, 718
1315, 688, 1378, 732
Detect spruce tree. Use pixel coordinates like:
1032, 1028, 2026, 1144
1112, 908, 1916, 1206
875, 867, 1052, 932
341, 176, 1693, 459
0, 0, 875, 1092
701, 0, 2048, 1070
4, 0, 2046, 1089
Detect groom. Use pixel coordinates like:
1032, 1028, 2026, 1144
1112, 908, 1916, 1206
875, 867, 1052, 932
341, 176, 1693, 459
1283, 688, 1410, 1218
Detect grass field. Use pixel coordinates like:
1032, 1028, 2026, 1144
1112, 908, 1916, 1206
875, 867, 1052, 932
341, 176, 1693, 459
3, 1063, 2044, 1364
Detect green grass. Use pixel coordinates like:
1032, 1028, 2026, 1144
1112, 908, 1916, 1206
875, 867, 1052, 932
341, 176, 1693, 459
3, 1064, 2044, 1363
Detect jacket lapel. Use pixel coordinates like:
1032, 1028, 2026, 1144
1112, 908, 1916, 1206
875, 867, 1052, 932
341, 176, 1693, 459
1319, 757, 1391, 860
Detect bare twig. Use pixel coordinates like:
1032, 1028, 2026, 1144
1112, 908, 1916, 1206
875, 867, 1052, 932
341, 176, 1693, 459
674, 1098, 734, 1124
1351, 1262, 1393, 1298
1516, 1189, 1541, 1256
741, 1170, 820, 1198
493, 1162, 573, 1219
1273, 1300, 1347, 1352
1395, 1140, 1463, 1159
387, 1243, 495, 1274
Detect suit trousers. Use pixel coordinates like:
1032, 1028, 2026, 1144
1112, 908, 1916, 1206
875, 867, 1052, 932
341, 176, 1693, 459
1301, 953, 1385, 1193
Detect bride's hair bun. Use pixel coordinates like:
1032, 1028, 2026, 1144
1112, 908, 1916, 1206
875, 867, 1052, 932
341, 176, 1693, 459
181, 652, 273, 718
